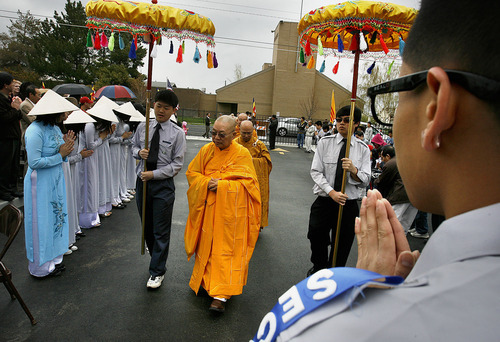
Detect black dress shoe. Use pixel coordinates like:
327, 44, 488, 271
55, 263, 66, 271
209, 299, 225, 313
76, 232, 86, 237
0, 193, 15, 201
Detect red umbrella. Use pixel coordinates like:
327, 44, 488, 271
95, 85, 136, 99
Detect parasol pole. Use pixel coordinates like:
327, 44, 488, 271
331, 33, 360, 267
141, 34, 154, 255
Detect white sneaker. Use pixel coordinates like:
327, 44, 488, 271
122, 198, 131, 203
147, 275, 164, 289
409, 230, 430, 239
407, 228, 417, 234
64, 249, 72, 256
70, 245, 78, 251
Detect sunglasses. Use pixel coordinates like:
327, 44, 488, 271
367, 69, 500, 126
211, 130, 233, 139
335, 117, 350, 124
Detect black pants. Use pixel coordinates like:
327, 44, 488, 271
307, 196, 359, 269
0, 139, 20, 195
136, 177, 175, 277
269, 130, 276, 149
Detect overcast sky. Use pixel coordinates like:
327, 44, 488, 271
1, 0, 420, 94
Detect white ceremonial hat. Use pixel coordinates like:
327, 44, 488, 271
129, 111, 146, 122
28, 89, 79, 116
113, 102, 142, 118
86, 96, 119, 122
64, 109, 96, 124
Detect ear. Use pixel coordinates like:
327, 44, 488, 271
422, 67, 458, 151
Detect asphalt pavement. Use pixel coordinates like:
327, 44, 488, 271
0, 130, 429, 341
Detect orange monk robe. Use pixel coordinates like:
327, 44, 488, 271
233, 125, 257, 140
235, 135, 272, 228
184, 140, 261, 298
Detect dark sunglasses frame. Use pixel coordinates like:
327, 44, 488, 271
367, 69, 500, 126
335, 117, 350, 124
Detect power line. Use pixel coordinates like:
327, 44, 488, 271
188, 0, 298, 15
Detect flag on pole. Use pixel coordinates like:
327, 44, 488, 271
330, 90, 336, 123
42, 82, 46, 89
166, 78, 173, 91
90, 84, 95, 102
252, 98, 256, 117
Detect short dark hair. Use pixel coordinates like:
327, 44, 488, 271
315, 121, 322, 126
354, 130, 364, 137
20, 82, 35, 100
322, 124, 329, 131
133, 103, 146, 115
403, 0, 500, 81
381, 145, 395, 158
155, 90, 178, 108
336, 105, 362, 123
0, 72, 13, 90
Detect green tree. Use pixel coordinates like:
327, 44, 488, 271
358, 61, 401, 125
94, 64, 130, 90
0, 11, 41, 82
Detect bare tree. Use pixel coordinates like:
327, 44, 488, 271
359, 61, 401, 124
299, 89, 319, 120
233, 64, 244, 81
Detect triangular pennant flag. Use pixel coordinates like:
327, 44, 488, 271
108, 32, 115, 51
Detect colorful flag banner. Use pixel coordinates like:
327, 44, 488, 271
330, 90, 336, 123
252, 98, 256, 117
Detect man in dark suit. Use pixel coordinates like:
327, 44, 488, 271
0, 72, 23, 201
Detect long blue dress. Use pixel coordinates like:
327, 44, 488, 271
24, 121, 69, 276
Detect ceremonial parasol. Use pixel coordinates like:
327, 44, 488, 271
53, 83, 93, 96
95, 85, 136, 99
298, 1, 417, 266
85, 0, 216, 254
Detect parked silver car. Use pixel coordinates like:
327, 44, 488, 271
276, 117, 302, 137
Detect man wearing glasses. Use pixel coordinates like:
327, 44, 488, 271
306, 105, 371, 276
185, 115, 261, 313
252, 0, 500, 340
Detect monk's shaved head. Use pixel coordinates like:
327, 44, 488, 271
237, 113, 248, 125
240, 120, 255, 142
215, 115, 237, 131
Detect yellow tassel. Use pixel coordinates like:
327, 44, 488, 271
307, 55, 315, 69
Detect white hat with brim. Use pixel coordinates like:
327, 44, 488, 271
64, 109, 96, 124
113, 102, 142, 118
28, 89, 79, 116
129, 114, 146, 122
86, 96, 119, 122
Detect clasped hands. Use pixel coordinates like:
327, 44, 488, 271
355, 189, 420, 280
208, 178, 220, 192
59, 130, 76, 158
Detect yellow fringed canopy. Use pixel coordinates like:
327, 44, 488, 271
298, 1, 417, 52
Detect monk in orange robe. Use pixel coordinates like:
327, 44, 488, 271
233, 112, 257, 139
236, 120, 272, 229
185, 115, 261, 313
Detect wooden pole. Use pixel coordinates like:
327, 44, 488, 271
331, 35, 361, 267
141, 36, 154, 255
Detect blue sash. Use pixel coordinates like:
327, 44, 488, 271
252, 267, 403, 342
